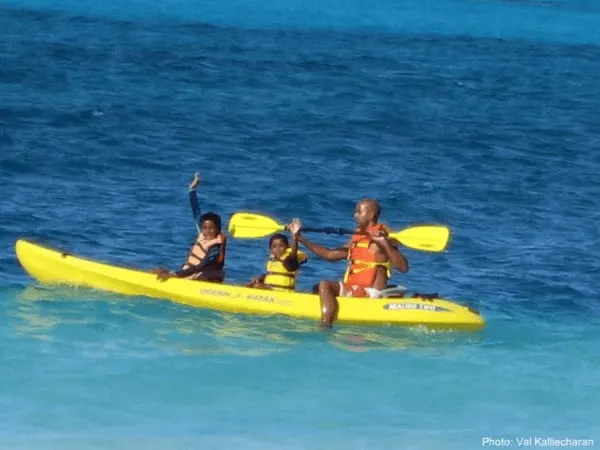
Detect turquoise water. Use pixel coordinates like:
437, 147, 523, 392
1, 0, 599, 447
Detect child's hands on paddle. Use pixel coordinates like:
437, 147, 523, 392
287, 218, 302, 235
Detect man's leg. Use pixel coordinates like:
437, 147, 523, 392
318, 280, 341, 328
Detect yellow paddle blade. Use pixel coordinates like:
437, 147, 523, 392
228, 213, 286, 238
390, 225, 450, 252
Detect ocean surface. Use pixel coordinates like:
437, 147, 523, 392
1, 0, 599, 448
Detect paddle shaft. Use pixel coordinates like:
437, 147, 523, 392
245, 224, 390, 238
229, 212, 449, 251
301, 226, 398, 239
301, 227, 406, 242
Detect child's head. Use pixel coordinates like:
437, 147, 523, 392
199, 212, 222, 239
269, 233, 289, 259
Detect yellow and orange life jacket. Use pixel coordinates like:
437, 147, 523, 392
181, 232, 226, 280
342, 224, 392, 288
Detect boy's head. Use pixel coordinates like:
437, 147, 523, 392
200, 212, 222, 239
269, 233, 289, 259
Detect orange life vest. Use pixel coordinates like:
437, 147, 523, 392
343, 224, 392, 288
181, 232, 226, 280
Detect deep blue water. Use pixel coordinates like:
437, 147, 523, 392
1, 0, 599, 448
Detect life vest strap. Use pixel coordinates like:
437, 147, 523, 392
266, 271, 295, 278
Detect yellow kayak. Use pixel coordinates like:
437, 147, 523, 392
14, 239, 485, 330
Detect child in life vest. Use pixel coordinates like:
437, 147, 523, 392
248, 219, 307, 291
151, 173, 226, 282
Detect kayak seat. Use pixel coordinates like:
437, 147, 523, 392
379, 285, 408, 298
309, 284, 425, 300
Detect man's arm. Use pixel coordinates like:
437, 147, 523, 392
377, 238, 409, 273
297, 234, 348, 261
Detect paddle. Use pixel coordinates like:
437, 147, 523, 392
227, 212, 450, 252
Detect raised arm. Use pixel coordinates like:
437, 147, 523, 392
282, 220, 308, 271
282, 229, 301, 272
188, 173, 202, 231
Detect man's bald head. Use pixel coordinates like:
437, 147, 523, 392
354, 198, 381, 229
359, 198, 381, 221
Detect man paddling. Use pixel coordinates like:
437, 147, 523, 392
293, 199, 408, 327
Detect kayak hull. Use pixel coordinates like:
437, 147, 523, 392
14, 239, 485, 330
